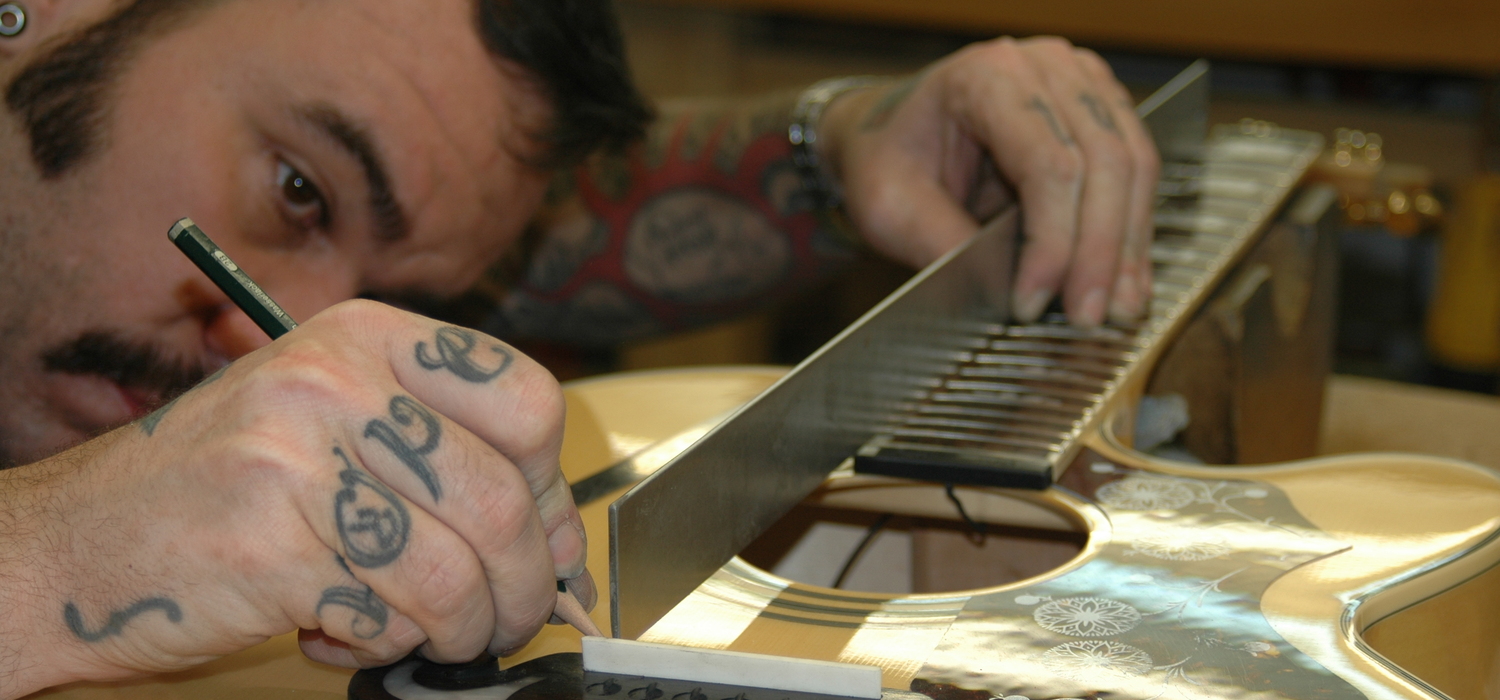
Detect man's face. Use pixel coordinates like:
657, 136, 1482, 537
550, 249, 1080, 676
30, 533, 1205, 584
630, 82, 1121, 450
0, 0, 553, 465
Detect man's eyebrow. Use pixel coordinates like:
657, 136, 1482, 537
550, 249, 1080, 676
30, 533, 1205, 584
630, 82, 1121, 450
296, 105, 410, 243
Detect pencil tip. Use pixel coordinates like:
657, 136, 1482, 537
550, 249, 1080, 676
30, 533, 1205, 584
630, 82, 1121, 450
555, 590, 607, 638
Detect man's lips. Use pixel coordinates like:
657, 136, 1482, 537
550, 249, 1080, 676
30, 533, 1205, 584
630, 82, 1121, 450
43, 373, 151, 435
116, 383, 164, 419
40, 330, 210, 431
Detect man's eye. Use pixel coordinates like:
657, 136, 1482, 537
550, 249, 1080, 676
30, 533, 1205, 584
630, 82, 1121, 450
277, 161, 329, 228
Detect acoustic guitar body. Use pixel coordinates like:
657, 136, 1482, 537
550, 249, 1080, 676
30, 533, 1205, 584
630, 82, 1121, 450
27, 367, 1500, 700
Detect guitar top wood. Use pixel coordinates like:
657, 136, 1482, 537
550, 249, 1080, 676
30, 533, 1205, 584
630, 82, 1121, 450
29, 367, 1500, 700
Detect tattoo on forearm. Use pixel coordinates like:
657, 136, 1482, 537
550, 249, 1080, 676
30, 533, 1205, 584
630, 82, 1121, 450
363, 396, 443, 501
498, 90, 858, 344
860, 77, 918, 132
64, 598, 183, 642
1027, 97, 1074, 146
334, 446, 411, 569
624, 189, 791, 304
1078, 93, 1120, 135
139, 367, 227, 437
586, 154, 634, 202
416, 327, 513, 384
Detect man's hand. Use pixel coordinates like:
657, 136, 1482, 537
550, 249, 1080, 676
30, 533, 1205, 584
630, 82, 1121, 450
0, 300, 587, 697
820, 37, 1161, 326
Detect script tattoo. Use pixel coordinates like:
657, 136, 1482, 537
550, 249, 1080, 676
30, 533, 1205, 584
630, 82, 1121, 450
1078, 93, 1120, 135
333, 446, 411, 569
1027, 97, 1074, 146
364, 396, 443, 501
623, 189, 791, 305
64, 598, 183, 642
415, 327, 513, 384
318, 556, 389, 639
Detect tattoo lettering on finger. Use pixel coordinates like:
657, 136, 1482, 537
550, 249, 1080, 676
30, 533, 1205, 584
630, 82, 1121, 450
1026, 97, 1075, 146
64, 597, 183, 642
319, 555, 389, 639
364, 396, 443, 501
334, 447, 412, 568
416, 327, 513, 384
318, 585, 389, 640
1078, 93, 1121, 135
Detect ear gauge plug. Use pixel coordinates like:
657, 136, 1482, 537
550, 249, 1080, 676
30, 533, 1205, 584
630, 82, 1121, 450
0, 4, 25, 37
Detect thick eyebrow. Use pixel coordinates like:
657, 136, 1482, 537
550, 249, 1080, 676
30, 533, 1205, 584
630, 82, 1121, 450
295, 105, 410, 243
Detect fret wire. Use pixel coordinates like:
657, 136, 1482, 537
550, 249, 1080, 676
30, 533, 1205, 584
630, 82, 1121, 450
854, 126, 1323, 484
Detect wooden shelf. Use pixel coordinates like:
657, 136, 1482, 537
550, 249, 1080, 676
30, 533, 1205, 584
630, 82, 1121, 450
641, 0, 1500, 74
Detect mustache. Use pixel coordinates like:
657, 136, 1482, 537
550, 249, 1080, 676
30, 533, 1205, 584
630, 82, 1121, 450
42, 331, 208, 405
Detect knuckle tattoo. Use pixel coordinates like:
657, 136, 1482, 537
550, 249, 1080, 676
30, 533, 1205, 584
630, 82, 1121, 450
317, 586, 389, 640
364, 396, 443, 502
415, 327, 513, 384
1026, 97, 1074, 147
318, 555, 390, 640
1077, 93, 1121, 136
333, 446, 412, 569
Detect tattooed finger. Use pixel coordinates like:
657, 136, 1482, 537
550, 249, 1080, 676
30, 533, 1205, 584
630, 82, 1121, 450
333, 447, 412, 569
1078, 93, 1121, 136
415, 327, 513, 384
317, 560, 391, 642
1026, 97, 1074, 146
364, 396, 443, 502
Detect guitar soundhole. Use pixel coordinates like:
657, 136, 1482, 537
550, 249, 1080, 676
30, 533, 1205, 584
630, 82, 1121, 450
738, 486, 1087, 594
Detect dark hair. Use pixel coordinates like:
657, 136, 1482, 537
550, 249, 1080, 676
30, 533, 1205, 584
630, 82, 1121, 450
5, 0, 651, 178
477, 0, 653, 167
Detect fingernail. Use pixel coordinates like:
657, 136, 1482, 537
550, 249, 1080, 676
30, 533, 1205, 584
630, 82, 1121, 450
549, 524, 587, 580
1108, 275, 1139, 324
1075, 289, 1106, 327
1014, 290, 1051, 323
570, 515, 588, 547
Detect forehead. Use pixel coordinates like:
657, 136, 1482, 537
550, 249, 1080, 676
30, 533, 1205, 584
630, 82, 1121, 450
133, 0, 549, 284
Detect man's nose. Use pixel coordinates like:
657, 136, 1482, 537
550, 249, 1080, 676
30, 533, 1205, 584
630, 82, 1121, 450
199, 265, 361, 360
203, 306, 274, 359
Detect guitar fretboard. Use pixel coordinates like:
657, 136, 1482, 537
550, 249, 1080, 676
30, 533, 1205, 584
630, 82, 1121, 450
854, 122, 1324, 486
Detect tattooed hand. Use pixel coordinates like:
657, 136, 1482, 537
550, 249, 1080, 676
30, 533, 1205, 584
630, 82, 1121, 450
0, 301, 588, 695
819, 37, 1161, 326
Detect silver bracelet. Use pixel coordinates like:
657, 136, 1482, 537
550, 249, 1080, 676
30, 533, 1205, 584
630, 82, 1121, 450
789, 76, 883, 211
